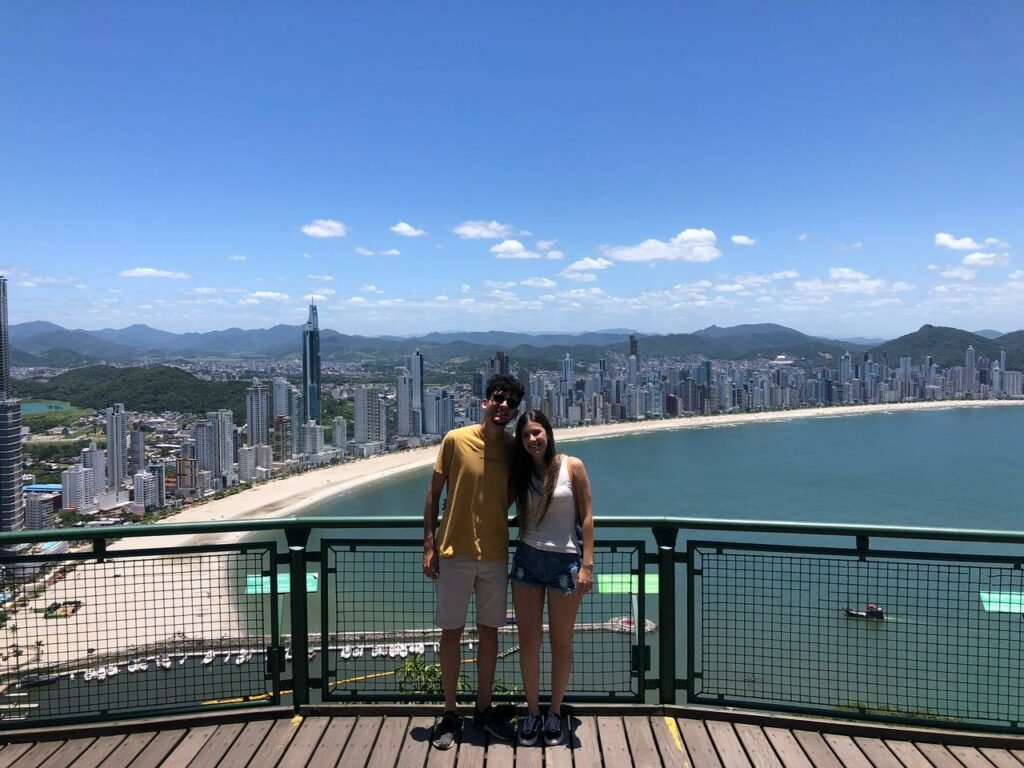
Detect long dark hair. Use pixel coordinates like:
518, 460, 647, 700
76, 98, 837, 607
512, 410, 561, 530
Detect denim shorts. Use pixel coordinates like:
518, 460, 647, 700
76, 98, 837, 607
511, 542, 581, 595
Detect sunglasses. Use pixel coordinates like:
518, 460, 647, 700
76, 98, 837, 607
489, 393, 520, 409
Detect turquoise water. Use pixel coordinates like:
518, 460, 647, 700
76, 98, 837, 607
313, 405, 1024, 530
21, 400, 73, 415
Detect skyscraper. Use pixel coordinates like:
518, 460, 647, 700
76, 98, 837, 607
0, 277, 24, 532
407, 350, 424, 433
246, 378, 269, 446
302, 303, 321, 424
355, 386, 388, 444
105, 403, 128, 496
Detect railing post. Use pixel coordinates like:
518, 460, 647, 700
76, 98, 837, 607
286, 526, 311, 709
653, 525, 678, 705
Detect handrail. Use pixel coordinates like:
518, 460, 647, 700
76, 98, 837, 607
4, 515, 1024, 546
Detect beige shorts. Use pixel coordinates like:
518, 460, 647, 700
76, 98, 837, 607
435, 556, 509, 630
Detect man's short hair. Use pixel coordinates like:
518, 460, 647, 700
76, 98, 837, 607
485, 373, 525, 403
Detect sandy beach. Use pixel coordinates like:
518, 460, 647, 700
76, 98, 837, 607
149, 398, 1024, 536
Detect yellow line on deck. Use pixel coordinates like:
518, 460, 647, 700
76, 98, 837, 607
664, 716, 684, 753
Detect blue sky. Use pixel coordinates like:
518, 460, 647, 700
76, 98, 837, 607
2, 2, 1022, 339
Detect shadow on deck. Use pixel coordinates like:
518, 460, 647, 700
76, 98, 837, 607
3, 705, 1024, 767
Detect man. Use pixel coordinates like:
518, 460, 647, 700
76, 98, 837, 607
423, 373, 525, 750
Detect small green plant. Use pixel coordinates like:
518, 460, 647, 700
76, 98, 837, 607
396, 654, 467, 696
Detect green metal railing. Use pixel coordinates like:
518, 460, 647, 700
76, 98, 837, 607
2, 516, 1024, 733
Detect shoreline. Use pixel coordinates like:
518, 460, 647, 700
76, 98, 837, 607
155, 398, 1024, 533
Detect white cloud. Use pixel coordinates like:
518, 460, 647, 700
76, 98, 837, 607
484, 280, 518, 289
228, 255, 247, 261
521, 277, 557, 288
360, 284, 384, 294
935, 232, 982, 250
347, 296, 368, 305
798, 233, 810, 241
561, 272, 598, 282
1009, 270, 1024, 280
119, 267, 191, 279
564, 257, 613, 272
731, 234, 756, 246
188, 287, 219, 295
302, 219, 348, 238
379, 248, 401, 256
986, 237, 1009, 248
536, 240, 556, 251
962, 251, 1009, 267
354, 246, 376, 256
17, 275, 82, 287
490, 240, 541, 259
940, 266, 977, 281
453, 220, 516, 240
245, 291, 289, 302
602, 228, 721, 263
547, 250, 565, 260
305, 293, 330, 302
308, 274, 335, 282
794, 267, 913, 295
460, 284, 471, 293
391, 221, 427, 237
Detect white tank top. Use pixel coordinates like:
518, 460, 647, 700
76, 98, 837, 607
520, 457, 579, 554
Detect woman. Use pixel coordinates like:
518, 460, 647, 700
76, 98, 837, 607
510, 410, 594, 747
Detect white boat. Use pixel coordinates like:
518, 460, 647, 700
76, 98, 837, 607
95, 667, 107, 681
106, 664, 118, 676
234, 649, 250, 665
387, 645, 398, 658
351, 646, 363, 658
127, 660, 138, 673
285, 647, 293, 661
157, 655, 172, 669
178, 655, 187, 665
83, 669, 95, 682
69, 671, 77, 681
371, 645, 382, 658
202, 651, 216, 665
223, 652, 232, 663
413, 642, 425, 655
398, 644, 409, 658
138, 659, 149, 671
339, 645, 352, 661
307, 649, 317, 661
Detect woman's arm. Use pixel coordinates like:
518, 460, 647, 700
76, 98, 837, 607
570, 457, 595, 592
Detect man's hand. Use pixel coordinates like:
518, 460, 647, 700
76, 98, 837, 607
423, 547, 439, 579
577, 564, 594, 594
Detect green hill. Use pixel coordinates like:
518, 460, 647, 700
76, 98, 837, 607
12, 366, 248, 422
868, 325, 1024, 370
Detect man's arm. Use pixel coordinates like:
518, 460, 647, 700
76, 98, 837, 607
422, 470, 447, 579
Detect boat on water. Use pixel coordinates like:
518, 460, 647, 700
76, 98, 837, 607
844, 603, 885, 620
106, 664, 118, 676
16, 673, 58, 689
351, 646, 363, 658
95, 667, 107, 681
127, 660, 138, 673
137, 659, 149, 671
157, 655, 172, 669
178, 655, 187, 665
234, 649, 251, 665
285, 647, 293, 661
223, 652, 232, 663
83, 669, 95, 682
338, 645, 352, 661
202, 651, 216, 665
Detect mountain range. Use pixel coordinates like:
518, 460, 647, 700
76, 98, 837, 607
8, 321, 1024, 372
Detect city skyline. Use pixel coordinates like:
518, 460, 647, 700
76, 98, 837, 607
2, 3, 1022, 338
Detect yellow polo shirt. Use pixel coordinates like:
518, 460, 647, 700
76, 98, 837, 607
435, 425, 514, 562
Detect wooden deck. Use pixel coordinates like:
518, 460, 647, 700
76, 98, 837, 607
3, 705, 1024, 767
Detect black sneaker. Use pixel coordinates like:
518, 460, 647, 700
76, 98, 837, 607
474, 705, 515, 742
431, 711, 460, 750
543, 711, 563, 746
518, 712, 542, 746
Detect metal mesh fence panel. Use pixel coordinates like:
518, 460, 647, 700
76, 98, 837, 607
323, 540, 643, 702
690, 543, 1024, 728
0, 544, 275, 724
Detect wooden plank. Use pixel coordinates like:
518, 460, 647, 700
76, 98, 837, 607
341, 717, 384, 767
570, 715, 603, 768
7, 742, 62, 768
38, 738, 95, 768
308, 717, 357, 768
277, 716, 330, 768
734, 724, 782, 768
705, 721, 752, 767
651, 715, 692, 768
822, 734, 873, 768
596, 716, 631, 767
0, 744, 32, 768
126, 729, 188, 768
396, 717, 433, 768
227, 720, 273, 768
625, 716, 664, 768
186, 722, 245, 768
677, 719, 723, 768
853, 737, 904, 768
366, 716, 408, 768
762, 728, 812, 768
792, 730, 843, 768
61, 735, 126, 768
248, 717, 302, 768
516, 737, 543, 768
916, 742, 970, 768
948, 746, 999, 768
99, 732, 155, 766
884, 741, 934, 768
454, 715, 485, 768
160, 725, 218, 768
979, 748, 1024, 768
485, 736, 514, 768
545, 714, 575, 768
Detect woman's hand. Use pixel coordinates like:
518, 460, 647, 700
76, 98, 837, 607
577, 564, 594, 594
